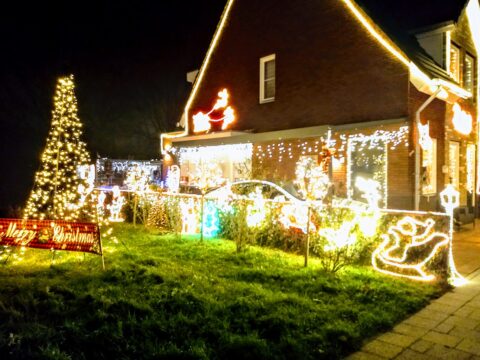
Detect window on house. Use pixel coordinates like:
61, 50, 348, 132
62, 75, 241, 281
464, 53, 475, 93
449, 43, 461, 83
347, 138, 387, 208
260, 54, 275, 103
421, 139, 437, 195
466, 143, 476, 196
448, 141, 460, 189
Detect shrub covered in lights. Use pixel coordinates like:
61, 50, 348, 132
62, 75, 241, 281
310, 206, 378, 273
146, 181, 455, 282
146, 196, 182, 234
218, 200, 305, 254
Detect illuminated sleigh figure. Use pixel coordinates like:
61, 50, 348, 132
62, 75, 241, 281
372, 216, 449, 281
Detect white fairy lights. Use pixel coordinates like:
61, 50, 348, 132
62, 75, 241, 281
23, 75, 92, 221
177, 143, 252, 187
418, 122, 433, 151
466, 144, 476, 194
355, 177, 381, 209
372, 216, 450, 281
166, 165, 180, 193
108, 186, 125, 222
125, 165, 150, 194
294, 157, 330, 201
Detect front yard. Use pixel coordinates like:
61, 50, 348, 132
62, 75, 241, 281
0, 224, 444, 359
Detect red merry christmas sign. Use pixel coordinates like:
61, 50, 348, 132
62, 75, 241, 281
0, 218, 101, 255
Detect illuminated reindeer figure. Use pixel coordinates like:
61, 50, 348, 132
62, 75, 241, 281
372, 216, 449, 281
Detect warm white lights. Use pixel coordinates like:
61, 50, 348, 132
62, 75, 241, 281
452, 103, 473, 136
177, 143, 252, 188
23, 75, 93, 221
372, 216, 450, 281
418, 122, 432, 150
355, 177, 381, 209
193, 89, 235, 133
166, 165, 180, 193
294, 157, 330, 201
108, 186, 125, 222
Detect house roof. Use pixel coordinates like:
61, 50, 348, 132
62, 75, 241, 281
355, 0, 469, 83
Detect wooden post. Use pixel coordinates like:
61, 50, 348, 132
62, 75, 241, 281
304, 204, 311, 267
133, 194, 138, 226
98, 233, 106, 271
94, 197, 106, 270
200, 192, 205, 242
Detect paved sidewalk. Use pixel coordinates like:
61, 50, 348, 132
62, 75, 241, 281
347, 222, 480, 360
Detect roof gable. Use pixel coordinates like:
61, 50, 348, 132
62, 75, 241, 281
355, 0, 470, 83
356, 0, 467, 31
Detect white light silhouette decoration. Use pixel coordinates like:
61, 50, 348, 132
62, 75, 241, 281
372, 185, 466, 285
372, 216, 450, 281
108, 186, 125, 222
355, 176, 381, 209
418, 122, 432, 150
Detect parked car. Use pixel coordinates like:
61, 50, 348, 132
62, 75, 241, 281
205, 179, 366, 208
205, 180, 303, 202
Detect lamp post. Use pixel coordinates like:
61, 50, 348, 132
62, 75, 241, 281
440, 184, 465, 285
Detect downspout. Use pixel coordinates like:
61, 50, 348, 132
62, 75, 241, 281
414, 86, 442, 210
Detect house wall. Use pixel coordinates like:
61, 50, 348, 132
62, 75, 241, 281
251, 122, 411, 210
452, 10, 477, 60
451, 8, 478, 109
189, 0, 409, 134
416, 32, 446, 68
445, 100, 477, 207
408, 86, 447, 211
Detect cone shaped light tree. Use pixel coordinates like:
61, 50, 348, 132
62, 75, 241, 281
23, 75, 92, 221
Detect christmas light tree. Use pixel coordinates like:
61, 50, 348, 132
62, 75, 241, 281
23, 75, 92, 221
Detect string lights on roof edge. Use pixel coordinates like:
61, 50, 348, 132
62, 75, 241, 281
23, 74, 94, 222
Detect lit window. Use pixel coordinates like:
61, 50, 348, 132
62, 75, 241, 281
347, 138, 387, 208
449, 43, 460, 82
421, 139, 437, 195
466, 143, 475, 194
464, 53, 475, 93
260, 54, 275, 103
448, 141, 460, 189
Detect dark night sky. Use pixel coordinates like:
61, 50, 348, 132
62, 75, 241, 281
0, 0, 227, 213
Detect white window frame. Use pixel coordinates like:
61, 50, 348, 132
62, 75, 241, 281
449, 141, 460, 189
259, 54, 275, 103
449, 43, 461, 83
466, 143, 476, 196
421, 139, 437, 195
464, 53, 475, 93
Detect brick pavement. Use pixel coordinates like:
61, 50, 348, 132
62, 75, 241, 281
347, 221, 480, 359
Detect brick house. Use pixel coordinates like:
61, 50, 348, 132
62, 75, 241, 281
161, 0, 479, 211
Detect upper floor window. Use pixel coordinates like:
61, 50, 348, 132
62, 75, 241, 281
449, 43, 460, 82
260, 54, 275, 103
464, 53, 475, 94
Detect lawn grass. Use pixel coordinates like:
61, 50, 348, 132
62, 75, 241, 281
0, 224, 444, 359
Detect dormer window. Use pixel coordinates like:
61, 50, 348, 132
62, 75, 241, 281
464, 53, 474, 94
449, 43, 460, 82
260, 54, 275, 103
